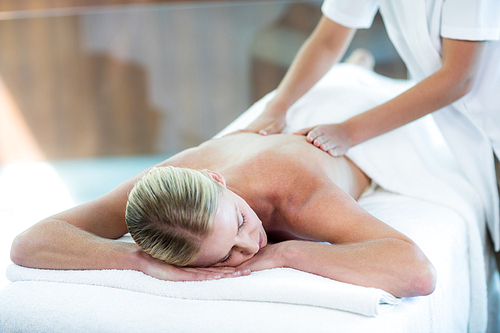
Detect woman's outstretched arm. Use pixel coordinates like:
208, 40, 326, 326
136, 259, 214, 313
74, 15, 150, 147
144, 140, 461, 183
10, 174, 247, 281
237, 181, 436, 298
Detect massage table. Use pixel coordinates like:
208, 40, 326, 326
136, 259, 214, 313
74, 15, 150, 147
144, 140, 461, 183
1, 64, 499, 332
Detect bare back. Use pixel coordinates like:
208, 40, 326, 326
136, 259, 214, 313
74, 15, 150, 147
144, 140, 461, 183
162, 133, 370, 242
165, 133, 368, 196
46, 133, 370, 245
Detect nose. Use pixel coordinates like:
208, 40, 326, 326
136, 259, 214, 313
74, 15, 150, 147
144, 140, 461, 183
235, 232, 259, 256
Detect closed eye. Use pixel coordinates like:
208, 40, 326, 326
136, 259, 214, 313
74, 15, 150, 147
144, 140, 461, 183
217, 206, 245, 266
239, 212, 247, 231
219, 252, 232, 264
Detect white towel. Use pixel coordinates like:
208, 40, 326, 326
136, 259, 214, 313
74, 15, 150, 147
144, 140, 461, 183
6, 263, 400, 317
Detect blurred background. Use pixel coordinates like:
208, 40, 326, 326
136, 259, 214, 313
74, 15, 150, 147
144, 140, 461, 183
0, 0, 406, 289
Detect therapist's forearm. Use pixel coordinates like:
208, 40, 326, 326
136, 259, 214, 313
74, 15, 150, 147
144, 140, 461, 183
344, 38, 484, 147
343, 68, 466, 146
271, 17, 355, 113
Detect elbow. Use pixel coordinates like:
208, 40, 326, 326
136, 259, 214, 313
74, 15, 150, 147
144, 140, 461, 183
10, 231, 31, 267
10, 223, 45, 268
454, 78, 474, 100
440, 67, 475, 102
402, 246, 437, 297
11, 219, 66, 268
408, 259, 437, 296
390, 241, 437, 297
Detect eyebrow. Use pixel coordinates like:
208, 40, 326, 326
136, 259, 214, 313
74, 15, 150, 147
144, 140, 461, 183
214, 204, 240, 265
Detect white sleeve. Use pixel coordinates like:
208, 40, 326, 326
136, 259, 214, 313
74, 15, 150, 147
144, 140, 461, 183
321, 0, 379, 29
441, 0, 500, 40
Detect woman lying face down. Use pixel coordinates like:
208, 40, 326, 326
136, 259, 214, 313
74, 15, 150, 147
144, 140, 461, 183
11, 133, 436, 298
122, 133, 436, 297
126, 166, 268, 267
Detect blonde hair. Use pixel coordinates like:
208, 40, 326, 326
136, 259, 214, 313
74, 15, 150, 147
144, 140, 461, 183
125, 166, 223, 266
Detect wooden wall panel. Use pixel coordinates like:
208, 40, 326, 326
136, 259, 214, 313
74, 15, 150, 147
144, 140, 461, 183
0, 12, 161, 161
0, 1, 403, 164
0, 1, 293, 163
0, 0, 230, 12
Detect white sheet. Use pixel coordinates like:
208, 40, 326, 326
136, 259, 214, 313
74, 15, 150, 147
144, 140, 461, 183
1, 63, 497, 332
0, 189, 471, 332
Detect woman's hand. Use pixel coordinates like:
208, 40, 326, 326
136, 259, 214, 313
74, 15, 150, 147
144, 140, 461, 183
294, 123, 352, 157
235, 243, 287, 272
243, 102, 287, 135
137, 250, 251, 281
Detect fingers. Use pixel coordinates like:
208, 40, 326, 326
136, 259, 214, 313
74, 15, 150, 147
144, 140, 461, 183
305, 128, 338, 152
317, 137, 337, 152
142, 253, 252, 282
194, 267, 237, 273
192, 267, 251, 275
295, 125, 348, 156
327, 148, 341, 157
306, 127, 328, 146
258, 122, 282, 136
293, 127, 313, 136
177, 267, 251, 281
182, 271, 224, 281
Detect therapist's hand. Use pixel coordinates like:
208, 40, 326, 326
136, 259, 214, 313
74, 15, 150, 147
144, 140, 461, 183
242, 103, 287, 135
294, 123, 352, 157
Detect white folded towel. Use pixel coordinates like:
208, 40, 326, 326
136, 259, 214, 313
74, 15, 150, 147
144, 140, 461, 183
6, 263, 400, 317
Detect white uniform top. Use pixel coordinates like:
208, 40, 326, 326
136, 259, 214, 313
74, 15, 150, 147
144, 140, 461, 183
322, 0, 500, 251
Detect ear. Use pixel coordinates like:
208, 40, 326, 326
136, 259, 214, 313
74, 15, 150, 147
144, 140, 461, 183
204, 169, 226, 187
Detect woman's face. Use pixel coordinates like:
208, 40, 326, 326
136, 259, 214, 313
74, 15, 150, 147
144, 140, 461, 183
191, 187, 268, 267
